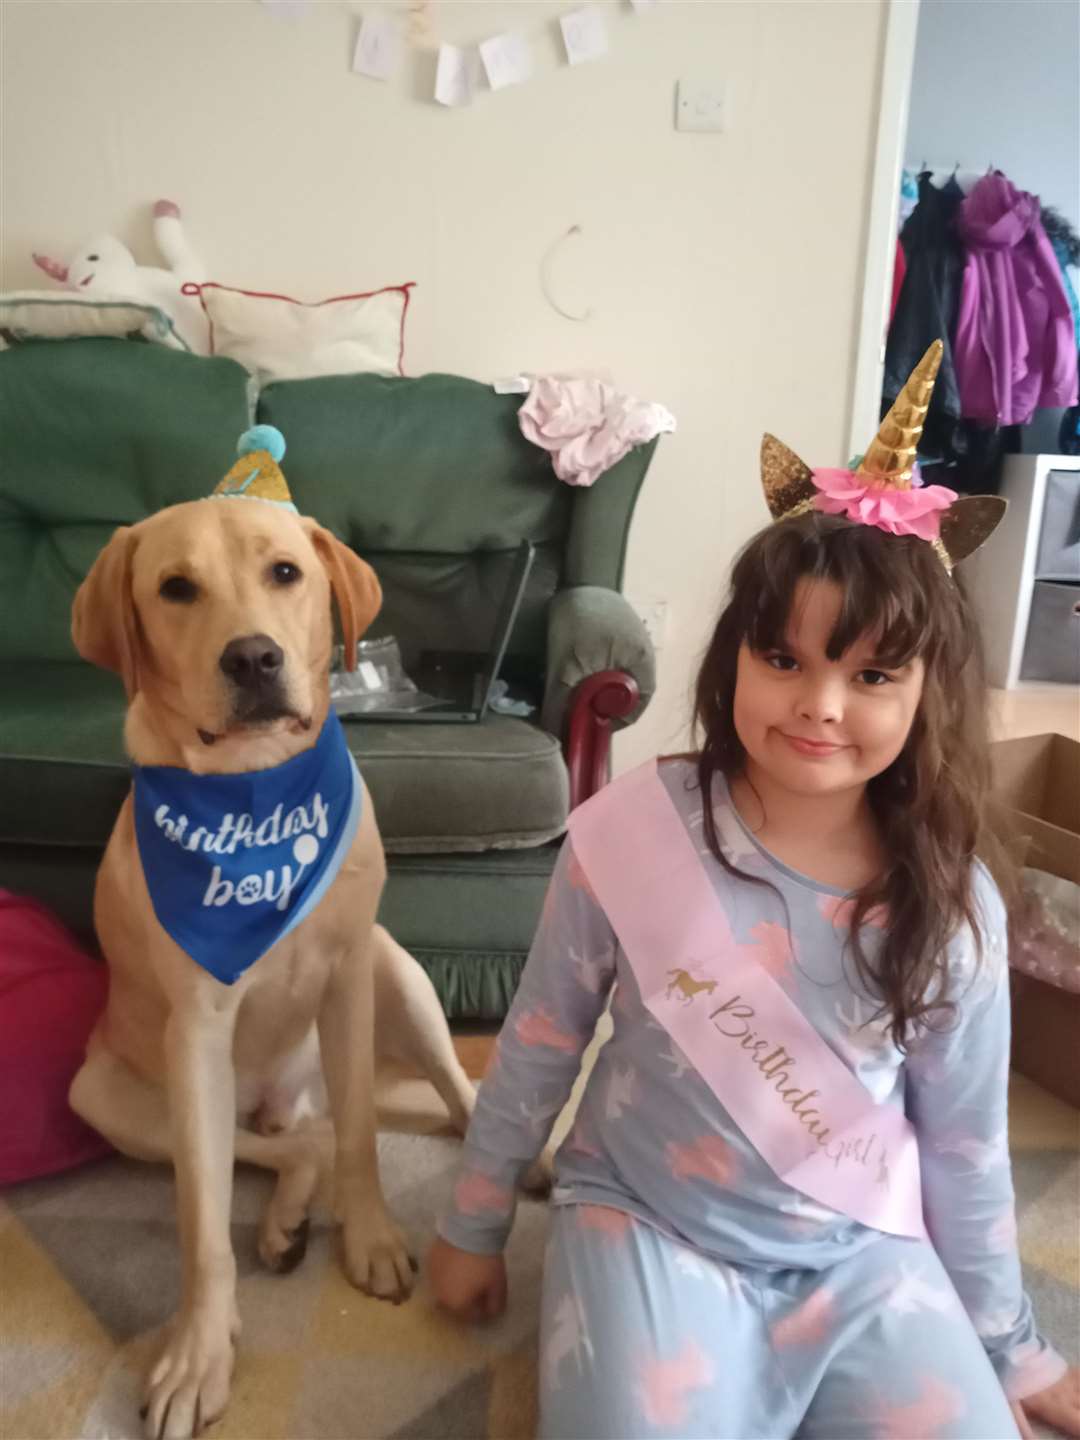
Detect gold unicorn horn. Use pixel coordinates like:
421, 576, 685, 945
857, 340, 943, 490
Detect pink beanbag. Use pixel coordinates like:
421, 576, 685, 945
0, 891, 112, 1185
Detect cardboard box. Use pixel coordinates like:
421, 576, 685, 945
990, 733, 1080, 1109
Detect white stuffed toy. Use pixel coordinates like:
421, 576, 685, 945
33, 200, 210, 354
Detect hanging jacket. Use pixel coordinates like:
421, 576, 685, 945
884, 173, 965, 457
1041, 205, 1080, 349
1049, 240, 1080, 351
890, 238, 906, 324
954, 173, 1078, 426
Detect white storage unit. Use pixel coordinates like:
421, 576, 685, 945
965, 455, 1080, 689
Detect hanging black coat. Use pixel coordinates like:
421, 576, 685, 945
884, 173, 965, 462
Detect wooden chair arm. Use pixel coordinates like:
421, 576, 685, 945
564, 669, 641, 809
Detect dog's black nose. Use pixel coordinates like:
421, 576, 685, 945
219, 634, 284, 689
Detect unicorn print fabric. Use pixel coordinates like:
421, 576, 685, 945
438, 758, 1064, 1436
133, 711, 361, 984
567, 761, 925, 1238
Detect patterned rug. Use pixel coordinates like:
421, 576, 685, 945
2, 1073, 1076, 1440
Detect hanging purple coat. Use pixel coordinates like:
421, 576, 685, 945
954, 172, 1078, 426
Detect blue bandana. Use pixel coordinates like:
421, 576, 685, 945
133, 712, 361, 985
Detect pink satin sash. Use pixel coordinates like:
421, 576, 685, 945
567, 761, 925, 1239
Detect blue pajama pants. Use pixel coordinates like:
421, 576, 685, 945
539, 1204, 1019, 1440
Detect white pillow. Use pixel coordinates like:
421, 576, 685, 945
0, 290, 188, 350
191, 281, 414, 383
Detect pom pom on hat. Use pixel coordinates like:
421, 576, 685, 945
237, 425, 286, 463
212, 426, 296, 513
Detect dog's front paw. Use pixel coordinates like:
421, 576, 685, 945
142, 1303, 238, 1439
342, 1205, 418, 1304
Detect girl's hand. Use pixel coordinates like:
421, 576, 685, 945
1011, 1400, 1035, 1439
428, 1236, 508, 1323
1012, 1368, 1080, 1439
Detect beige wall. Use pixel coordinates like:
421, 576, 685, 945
0, 0, 885, 768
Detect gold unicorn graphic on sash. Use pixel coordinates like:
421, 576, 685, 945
666, 968, 719, 1005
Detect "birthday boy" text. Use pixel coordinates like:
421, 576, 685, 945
153, 797, 329, 912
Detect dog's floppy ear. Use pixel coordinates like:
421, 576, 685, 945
306, 523, 382, 670
71, 526, 143, 698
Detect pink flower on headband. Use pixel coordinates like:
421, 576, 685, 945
812, 468, 957, 542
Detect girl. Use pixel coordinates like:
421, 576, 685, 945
430, 345, 1079, 1440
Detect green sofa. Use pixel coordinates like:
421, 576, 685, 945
0, 338, 658, 1016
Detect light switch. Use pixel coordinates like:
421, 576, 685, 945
676, 79, 726, 133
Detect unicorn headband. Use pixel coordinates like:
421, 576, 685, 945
761, 341, 1005, 571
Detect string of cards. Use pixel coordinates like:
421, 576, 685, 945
346, 1, 658, 108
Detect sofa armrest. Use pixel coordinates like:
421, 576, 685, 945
541, 585, 655, 742
564, 671, 641, 808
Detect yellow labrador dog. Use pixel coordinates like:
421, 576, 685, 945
68, 493, 478, 1439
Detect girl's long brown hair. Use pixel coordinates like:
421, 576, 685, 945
692, 510, 1007, 1049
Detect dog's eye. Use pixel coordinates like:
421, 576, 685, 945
159, 575, 198, 603
271, 562, 301, 586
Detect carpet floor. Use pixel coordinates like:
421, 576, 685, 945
2, 1071, 1076, 1440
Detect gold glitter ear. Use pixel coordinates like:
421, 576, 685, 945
938, 495, 1008, 565
761, 433, 816, 520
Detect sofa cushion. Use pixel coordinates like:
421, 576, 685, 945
0, 663, 568, 854
194, 281, 413, 383
0, 339, 252, 663
257, 372, 570, 554
0, 664, 129, 848
342, 715, 568, 853
257, 372, 573, 669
